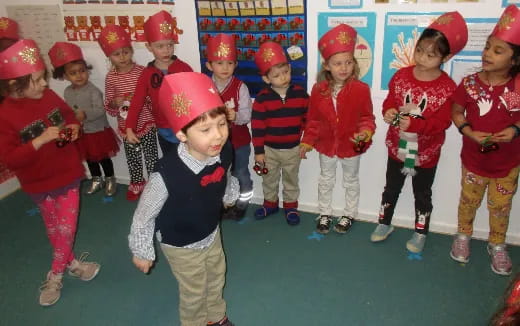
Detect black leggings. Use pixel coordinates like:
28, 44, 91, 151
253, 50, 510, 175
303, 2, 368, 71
87, 158, 114, 178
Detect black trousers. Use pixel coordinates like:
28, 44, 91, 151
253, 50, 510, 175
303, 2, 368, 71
379, 156, 437, 234
87, 158, 114, 178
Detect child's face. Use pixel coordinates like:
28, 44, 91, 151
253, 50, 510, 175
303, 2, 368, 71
324, 51, 355, 85
22, 70, 47, 100
262, 63, 291, 89
413, 39, 444, 72
205, 60, 237, 82
109, 47, 134, 71
177, 113, 229, 161
482, 36, 515, 74
64, 62, 88, 88
146, 39, 175, 65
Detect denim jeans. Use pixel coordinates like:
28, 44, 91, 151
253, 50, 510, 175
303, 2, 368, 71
232, 144, 253, 193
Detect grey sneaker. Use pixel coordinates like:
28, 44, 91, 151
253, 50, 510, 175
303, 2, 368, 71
487, 243, 512, 276
39, 271, 63, 306
370, 224, 394, 242
450, 233, 471, 263
406, 232, 427, 253
316, 215, 333, 234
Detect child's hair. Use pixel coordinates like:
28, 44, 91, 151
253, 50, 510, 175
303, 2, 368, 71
264, 62, 290, 77
181, 106, 227, 134
52, 59, 92, 80
490, 273, 520, 326
317, 55, 360, 83
0, 70, 48, 102
0, 38, 16, 52
417, 28, 451, 60
506, 41, 520, 78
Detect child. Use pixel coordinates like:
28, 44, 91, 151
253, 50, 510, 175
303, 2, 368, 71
0, 39, 100, 306
125, 10, 193, 156
300, 24, 376, 235
0, 17, 18, 50
251, 41, 309, 225
129, 72, 237, 326
450, 5, 520, 275
205, 33, 253, 220
491, 273, 520, 325
98, 24, 159, 201
370, 12, 468, 254
49, 42, 120, 196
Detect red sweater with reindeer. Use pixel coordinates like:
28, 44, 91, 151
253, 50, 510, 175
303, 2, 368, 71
383, 66, 456, 168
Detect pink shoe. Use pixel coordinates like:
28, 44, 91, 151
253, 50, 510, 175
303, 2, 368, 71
450, 233, 470, 263
487, 244, 512, 276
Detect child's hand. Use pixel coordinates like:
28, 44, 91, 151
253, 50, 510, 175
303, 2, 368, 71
398, 115, 411, 131
112, 96, 125, 108
66, 124, 81, 141
126, 128, 140, 144
255, 154, 265, 166
351, 132, 367, 143
468, 130, 493, 144
226, 107, 236, 122
75, 109, 86, 122
491, 127, 516, 143
383, 108, 398, 124
132, 256, 153, 274
32, 126, 60, 150
299, 144, 312, 159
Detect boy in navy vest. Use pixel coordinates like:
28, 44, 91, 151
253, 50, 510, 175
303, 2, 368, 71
129, 72, 237, 326
205, 33, 253, 221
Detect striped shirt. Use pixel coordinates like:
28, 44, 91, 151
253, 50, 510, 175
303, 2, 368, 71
104, 64, 155, 137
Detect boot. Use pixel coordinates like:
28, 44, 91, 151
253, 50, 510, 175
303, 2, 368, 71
105, 176, 117, 196
86, 176, 104, 195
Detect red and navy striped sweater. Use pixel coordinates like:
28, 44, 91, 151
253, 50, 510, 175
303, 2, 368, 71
251, 85, 309, 155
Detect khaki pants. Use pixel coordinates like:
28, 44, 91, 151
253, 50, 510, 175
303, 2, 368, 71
160, 231, 227, 326
457, 165, 519, 244
262, 145, 301, 206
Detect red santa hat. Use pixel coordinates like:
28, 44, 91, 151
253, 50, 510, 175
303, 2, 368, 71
427, 11, 468, 55
0, 39, 45, 79
0, 17, 19, 40
158, 72, 224, 133
318, 23, 357, 60
144, 10, 175, 44
254, 41, 287, 75
48, 42, 84, 69
207, 33, 237, 62
491, 5, 520, 46
98, 24, 132, 56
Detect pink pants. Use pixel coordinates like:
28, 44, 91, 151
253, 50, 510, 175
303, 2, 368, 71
36, 187, 79, 274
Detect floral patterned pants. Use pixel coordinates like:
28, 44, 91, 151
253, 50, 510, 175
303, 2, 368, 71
457, 165, 519, 244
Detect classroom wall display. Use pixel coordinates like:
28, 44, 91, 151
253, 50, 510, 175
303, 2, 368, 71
375, 0, 485, 3
317, 12, 376, 87
381, 12, 441, 90
195, 0, 307, 97
61, 2, 180, 43
459, 18, 497, 56
502, 0, 520, 7
328, 0, 362, 9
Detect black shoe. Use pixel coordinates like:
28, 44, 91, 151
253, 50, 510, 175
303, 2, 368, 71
316, 215, 332, 234
222, 205, 246, 221
334, 216, 354, 234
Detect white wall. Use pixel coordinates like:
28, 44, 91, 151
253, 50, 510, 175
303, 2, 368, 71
1, 0, 519, 244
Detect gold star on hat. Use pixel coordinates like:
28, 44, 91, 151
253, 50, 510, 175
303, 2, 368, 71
497, 12, 515, 31
172, 92, 192, 117
106, 31, 119, 44
0, 18, 8, 31
160, 21, 172, 35
435, 14, 454, 25
261, 48, 274, 62
336, 31, 352, 45
19, 46, 38, 65
215, 42, 230, 58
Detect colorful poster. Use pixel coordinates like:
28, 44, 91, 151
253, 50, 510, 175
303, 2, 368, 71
502, 0, 520, 6
317, 12, 376, 87
195, 0, 307, 97
381, 12, 441, 90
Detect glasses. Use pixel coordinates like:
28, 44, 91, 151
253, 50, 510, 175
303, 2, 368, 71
56, 127, 73, 148
253, 162, 268, 176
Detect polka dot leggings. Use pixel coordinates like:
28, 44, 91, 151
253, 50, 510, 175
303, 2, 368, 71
124, 129, 159, 184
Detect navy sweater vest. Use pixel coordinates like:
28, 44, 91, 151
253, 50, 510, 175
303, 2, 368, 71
156, 142, 232, 247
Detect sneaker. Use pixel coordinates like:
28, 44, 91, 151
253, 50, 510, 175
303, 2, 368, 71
68, 253, 100, 281
316, 215, 332, 234
285, 208, 300, 226
222, 205, 246, 221
254, 206, 279, 220
208, 316, 234, 326
334, 216, 354, 234
39, 271, 63, 307
406, 232, 427, 253
449, 233, 471, 263
370, 224, 394, 242
487, 243, 513, 276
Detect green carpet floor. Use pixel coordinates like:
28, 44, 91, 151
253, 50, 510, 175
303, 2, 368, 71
0, 184, 518, 326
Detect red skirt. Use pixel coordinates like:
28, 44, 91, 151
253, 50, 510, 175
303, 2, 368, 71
77, 127, 120, 162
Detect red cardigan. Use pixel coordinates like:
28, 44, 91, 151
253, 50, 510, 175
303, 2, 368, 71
126, 56, 193, 130
302, 79, 376, 158
0, 89, 85, 193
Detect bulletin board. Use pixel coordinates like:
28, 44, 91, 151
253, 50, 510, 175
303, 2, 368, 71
502, 0, 520, 6
195, 0, 307, 97
317, 12, 376, 87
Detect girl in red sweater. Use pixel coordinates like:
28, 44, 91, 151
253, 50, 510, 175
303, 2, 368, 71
370, 12, 468, 254
0, 40, 100, 307
300, 24, 376, 235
